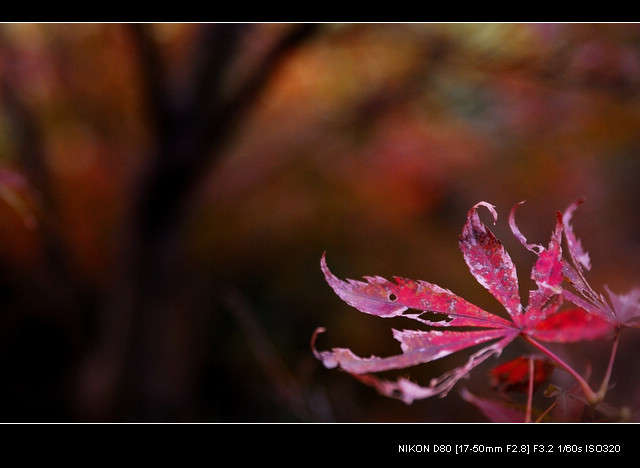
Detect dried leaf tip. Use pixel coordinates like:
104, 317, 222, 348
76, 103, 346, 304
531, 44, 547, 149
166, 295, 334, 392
508, 200, 544, 255
562, 199, 591, 271
310, 326, 326, 360
469, 201, 498, 225
320, 251, 330, 277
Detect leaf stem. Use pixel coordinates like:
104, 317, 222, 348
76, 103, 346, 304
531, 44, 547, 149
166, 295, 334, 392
522, 334, 599, 405
596, 328, 621, 401
525, 356, 534, 423
535, 399, 557, 423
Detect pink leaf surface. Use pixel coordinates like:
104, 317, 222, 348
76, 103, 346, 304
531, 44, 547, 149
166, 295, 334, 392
561, 201, 611, 318
321, 253, 513, 329
560, 200, 640, 327
510, 201, 616, 336
522, 212, 565, 324
312, 326, 514, 374
605, 286, 640, 327
459, 202, 522, 325
528, 308, 613, 342
509, 201, 544, 255
509, 203, 564, 303
349, 335, 517, 404
562, 199, 591, 271
315, 200, 621, 405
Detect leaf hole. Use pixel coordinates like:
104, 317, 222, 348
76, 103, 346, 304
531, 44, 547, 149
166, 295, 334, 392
399, 309, 453, 323
421, 311, 453, 323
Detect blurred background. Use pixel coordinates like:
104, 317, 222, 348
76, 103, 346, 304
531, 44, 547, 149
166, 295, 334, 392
0, 23, 639, 422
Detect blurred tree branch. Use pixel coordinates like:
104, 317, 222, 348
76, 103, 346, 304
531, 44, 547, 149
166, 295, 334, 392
0, 29, 92, 316
73, 23, 320, 421
130, 23, 319, 237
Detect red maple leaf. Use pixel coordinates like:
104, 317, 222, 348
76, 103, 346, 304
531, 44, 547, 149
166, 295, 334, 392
489, 355, 554, 394
313, 202, 612, 404
560, 200, 640, 328
461, 355, 557, 423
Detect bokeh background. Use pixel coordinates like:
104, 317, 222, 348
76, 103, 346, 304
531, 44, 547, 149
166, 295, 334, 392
0, 23, 639, 422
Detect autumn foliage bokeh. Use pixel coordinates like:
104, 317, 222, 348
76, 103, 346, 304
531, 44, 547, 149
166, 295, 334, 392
1, 23, 640, 422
